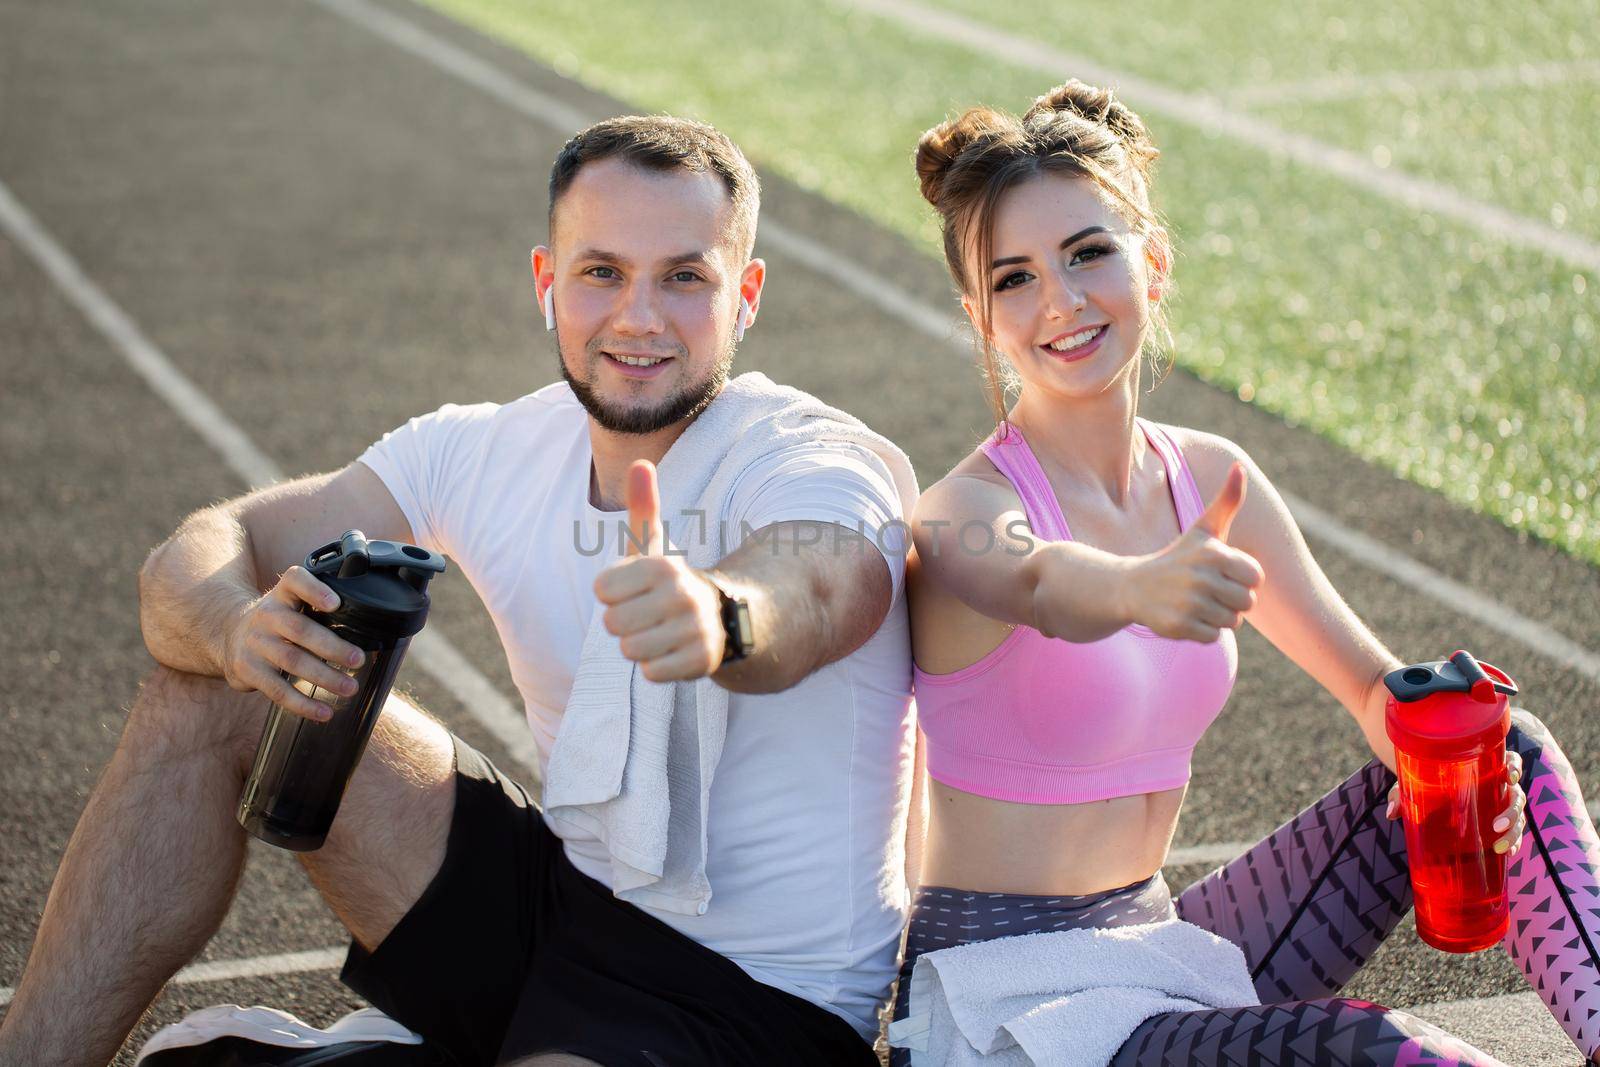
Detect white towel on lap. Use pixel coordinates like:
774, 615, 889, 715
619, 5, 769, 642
542, 372, 918, 917
888, 919, 1261, 1067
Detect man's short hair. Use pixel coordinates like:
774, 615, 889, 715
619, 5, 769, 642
548, 115, 761, 260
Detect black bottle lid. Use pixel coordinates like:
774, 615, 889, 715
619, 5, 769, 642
1383, 649, 1519, 705
303, 530, 446, 638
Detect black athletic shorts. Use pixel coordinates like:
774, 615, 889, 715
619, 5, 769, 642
339, 732, 877, 1067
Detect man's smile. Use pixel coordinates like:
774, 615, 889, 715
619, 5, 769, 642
602, 350, 675, 377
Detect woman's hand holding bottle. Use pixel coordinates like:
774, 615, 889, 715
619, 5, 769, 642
1385, 750, 1527, 855
1119, 462, 1265, 643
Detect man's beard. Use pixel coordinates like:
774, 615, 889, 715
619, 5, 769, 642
559, 334, 731, 435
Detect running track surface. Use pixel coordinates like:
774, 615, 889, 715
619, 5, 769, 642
1, 2, 1597, 1062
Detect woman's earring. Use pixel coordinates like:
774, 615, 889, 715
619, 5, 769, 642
542, 286, 555, 331
734, 296, 751, 343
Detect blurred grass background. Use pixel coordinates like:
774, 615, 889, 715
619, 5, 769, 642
418, 0, 1598, 564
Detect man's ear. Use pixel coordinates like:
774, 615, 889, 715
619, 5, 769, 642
738, 258, 767, 323
531, 245, 555, 301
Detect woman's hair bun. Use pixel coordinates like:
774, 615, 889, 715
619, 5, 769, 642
910, 79, 1174, 425
914, 106, 1005, 208
1024, 80, 1156, 165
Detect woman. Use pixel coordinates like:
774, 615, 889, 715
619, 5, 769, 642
896, 80, 1599, 1065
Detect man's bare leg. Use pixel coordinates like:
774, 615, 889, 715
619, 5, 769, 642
292, 684, 454, 957
0, 667, 455, 1067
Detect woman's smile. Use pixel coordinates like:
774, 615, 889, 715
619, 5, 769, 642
1038, 323, 1107, 363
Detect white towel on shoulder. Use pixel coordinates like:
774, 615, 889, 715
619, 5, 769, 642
542, 372, 918, 916
888, 919, 1261, 1067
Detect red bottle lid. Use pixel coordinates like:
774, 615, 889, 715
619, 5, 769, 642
1384, 650, 1517, 761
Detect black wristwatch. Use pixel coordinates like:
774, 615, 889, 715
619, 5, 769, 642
703, 573, 755, 665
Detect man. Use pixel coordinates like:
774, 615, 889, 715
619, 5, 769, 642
0, 117, 917, 1066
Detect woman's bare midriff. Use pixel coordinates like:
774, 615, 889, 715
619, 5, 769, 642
910, 433, 1203, 896
918, 778, 1188, 896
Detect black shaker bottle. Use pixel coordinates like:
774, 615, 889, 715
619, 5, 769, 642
237, 529, 445, 851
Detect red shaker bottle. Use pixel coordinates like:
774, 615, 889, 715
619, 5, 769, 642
1383, 650, 1519, 952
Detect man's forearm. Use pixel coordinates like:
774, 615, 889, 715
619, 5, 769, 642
138, 506, 262, 677
706, 522, 890, 695
703, 558, 830, 695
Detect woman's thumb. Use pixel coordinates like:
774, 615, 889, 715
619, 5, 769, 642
1195, 462, 1247, 542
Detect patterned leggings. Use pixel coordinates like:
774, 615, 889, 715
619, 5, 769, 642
893, 709, 1600, 1066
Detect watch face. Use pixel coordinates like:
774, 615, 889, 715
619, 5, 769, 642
718, 586, 754, 663
732, 601, 755, 654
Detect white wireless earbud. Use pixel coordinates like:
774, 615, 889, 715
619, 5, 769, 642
734, 295, 751, 343
542, 285, 555, 331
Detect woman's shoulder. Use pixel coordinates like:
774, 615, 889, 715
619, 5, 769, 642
1149, 421, 1259, 496
914, 446, 1022, 524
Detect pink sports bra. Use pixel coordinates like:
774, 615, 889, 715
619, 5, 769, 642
913, 418, 1238, 804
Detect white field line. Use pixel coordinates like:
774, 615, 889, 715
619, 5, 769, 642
0, 947, 346, 1007
6, 804, 1597, 1006
1164, 841, 1256, 867
321, 0, 1600, 689
843, 0, 1600, 276
1284, 497, 1600, 684
9, 852, 1248, 1007
2, 1, 1596, 1015
8, 815, 1597, 1005
1169, 800, 1600, 872
1226, 58, 1600, 108
0, 178, 542, 781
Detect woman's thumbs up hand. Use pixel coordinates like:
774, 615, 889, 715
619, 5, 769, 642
1195, 461, 1248, 543
1120, 462, 1265, 643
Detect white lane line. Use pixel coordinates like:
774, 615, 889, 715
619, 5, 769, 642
407, 630, 540, 775
843, 0, 1600, 275
144, 947, 345, 988
2, 810, 1593, 1007
1284, 496, 1600, 684
310, 0, 1600, 687
313, 0, 1600, 686
756, 225, 964, 344
0, 176, 542, 781
1165, 841, 1255, 867
1, 9, 1593, 1019
0, 189, 279, 491
0, 948, 348, 1008
1168, 801, 1600, 872
317, 0, 589, 134
1226, 58, 1600, 107
6, 852, 1589, 1006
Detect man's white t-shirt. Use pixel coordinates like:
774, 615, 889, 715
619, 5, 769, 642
357, 382, 916, 1038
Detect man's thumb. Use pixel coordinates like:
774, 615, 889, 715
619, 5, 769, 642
1195, 461, 1247, 542
625, 459, 662, 556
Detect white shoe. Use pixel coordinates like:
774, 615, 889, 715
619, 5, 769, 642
135, 1004, 428, 1065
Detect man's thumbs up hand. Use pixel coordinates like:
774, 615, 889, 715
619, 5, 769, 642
624, 459, 665, 557
1117, 460, 1265, 644
595, 460, 728, 681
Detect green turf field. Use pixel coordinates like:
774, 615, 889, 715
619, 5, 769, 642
418, 0, 1599, 565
